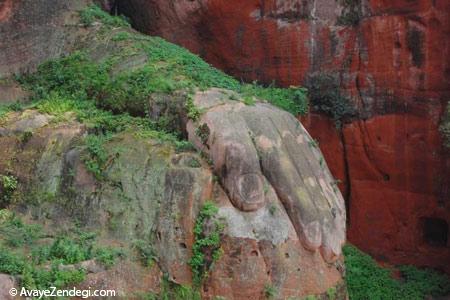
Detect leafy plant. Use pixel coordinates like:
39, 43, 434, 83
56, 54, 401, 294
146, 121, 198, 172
186, 95, 202, 121
95, 247, 125, 268
1, 175, 18, 204
269, 204, 277, 216
264, 284, 277, 299
112, 31, 132, 42
189, 202, 224, 286
243, 95, 255, 106
0, 246, 86, 290
82, 134, 111, 180
0, 214, 121, 291
0, 213, 42, 247
33, 234, 94, 265
132, 239, 156, 267
327, 287, 337, 299
0, 247, 26, 274
0, 102, 24, 119
239, 82, 308, 115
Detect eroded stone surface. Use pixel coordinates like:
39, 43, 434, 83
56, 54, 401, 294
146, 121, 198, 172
0, 109, 346, 298
187, 89, 346, 263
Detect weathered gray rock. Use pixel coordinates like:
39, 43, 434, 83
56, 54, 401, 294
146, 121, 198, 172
0, 107, 347, 298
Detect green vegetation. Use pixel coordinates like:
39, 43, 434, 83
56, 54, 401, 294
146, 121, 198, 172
243, 95, 256, 106
308, 138, 319, 149
344, 244, 450, 300
137, 275, 200, 300
186, 157, 202, 168
269, 204, 277, 216
19, 8, 308, 120
239, 82, 308, 115
11, 3, 308, 190
1, 174, 18, 205
0, 213, 41, 247
82, 134, 111, 180
186, 94, 202, 121
140, 36, 308, 115
0, 210, 123, 291
327, 287, 337, 300
195, 123, 210, 146
132, 239, 157, 267
80, 4, 130, 28
308, 73, 356, 128
440, 101, 450, 148
264, 284, 278, 299
0, 102, 24, 119
32, 230, 123, 267
189, 202, 224, 286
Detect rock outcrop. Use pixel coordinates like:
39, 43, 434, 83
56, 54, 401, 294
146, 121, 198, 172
118, 0, 450, 272
0, 102, 346, 298
0, 1, 347, 298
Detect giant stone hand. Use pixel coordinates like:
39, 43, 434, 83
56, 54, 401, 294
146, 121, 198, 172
187, 89, 346, 262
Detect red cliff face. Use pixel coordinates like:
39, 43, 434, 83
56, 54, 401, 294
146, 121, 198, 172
118, 0, 450, 271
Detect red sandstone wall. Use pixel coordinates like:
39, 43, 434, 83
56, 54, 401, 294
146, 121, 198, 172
118, 0, 450, 272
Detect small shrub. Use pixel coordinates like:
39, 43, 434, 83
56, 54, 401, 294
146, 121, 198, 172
95, 247, 125, 268
240, 82, 308, 116
189, 202, 224, 286
243, 95, 255, 106
186, 95, 202, 121
19, 130, 33, 144
0, 248, 26, 274
174, 140, 195, 153
264, 284, 277, 299
0, 102, 24, 119
1, 175, 18, 205
33, 235, 94, 265
0, 246, 86, 290
112, 31, 132, 42
269, 204, 277, 216
82, 134, 111, 180
0, 214, 42, 247
327, 287, 337, 299
132, 239, 156, 267
308, 73, 356, 128
186, 158, 202, 168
